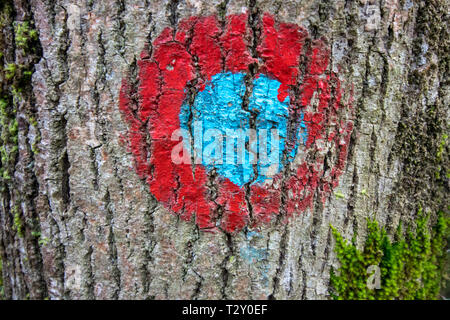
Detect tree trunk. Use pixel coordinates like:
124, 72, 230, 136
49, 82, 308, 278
0, 0, 448, 300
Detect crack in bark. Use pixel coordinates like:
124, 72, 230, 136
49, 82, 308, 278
139, 196, 157, 298
241, 0, 263, 224
220, 232, 234, 299
268, 224, 289, 299
104, 189, 122, 299
344, 166, 358, 230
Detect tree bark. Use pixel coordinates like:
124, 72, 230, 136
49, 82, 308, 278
0, 0, 448, 300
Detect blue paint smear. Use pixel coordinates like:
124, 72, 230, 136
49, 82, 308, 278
179, 72, 307, 187
239, 230, 270, 287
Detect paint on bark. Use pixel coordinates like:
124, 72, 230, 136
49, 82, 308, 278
119, 13, 354, 233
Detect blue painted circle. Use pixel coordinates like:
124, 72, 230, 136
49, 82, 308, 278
179, 72, 307, 186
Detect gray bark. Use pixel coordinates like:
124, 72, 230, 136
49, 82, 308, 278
0, 0, 448, 300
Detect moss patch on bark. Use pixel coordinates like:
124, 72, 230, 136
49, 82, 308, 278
330, 208, 449, 300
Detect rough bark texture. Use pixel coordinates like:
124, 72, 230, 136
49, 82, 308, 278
0, 0, 448, 300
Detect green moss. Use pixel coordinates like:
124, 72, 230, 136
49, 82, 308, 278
14, 21, 38, 51
334, 191, 345, 199
13, 207, 24, 238
31, 230, 40, 238
1, 170, 9, 180
435, 133, 448, 179
38, 237, 50, 247
330, 208, 449, 300
28, 116, 37, 127
8, 118, 17, 137
30, 229, 49, 246
0, 97, 19, 182
4, 63, 16, 80
0, 17, 40, 189
28, 115, 40, 154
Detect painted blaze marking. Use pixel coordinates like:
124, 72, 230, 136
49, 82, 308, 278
119, 13, 354, 233
179, 72, 307, 186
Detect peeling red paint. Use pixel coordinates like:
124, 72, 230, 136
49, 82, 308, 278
257, 13, 306, 102
222, 14, 258, 73
119, 13, 354, 234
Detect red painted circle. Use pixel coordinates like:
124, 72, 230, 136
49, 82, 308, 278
119, 13, 354, 233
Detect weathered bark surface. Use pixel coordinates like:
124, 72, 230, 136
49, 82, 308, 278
0, 0, 448, 300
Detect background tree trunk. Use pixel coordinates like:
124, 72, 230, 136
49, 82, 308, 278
0, 0, 448, 300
